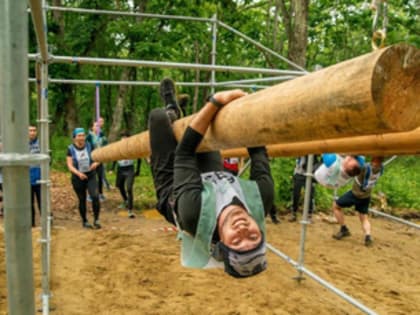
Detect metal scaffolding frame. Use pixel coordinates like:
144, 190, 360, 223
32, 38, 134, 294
27, 54, 303, 76
1, 1, 46, 315
28, 75, 295, 88
369, 208, 420, 230
2, 1, 406, 315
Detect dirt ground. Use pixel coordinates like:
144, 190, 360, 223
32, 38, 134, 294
1, 172, 419, 315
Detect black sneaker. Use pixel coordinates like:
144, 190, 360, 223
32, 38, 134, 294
83, 221, 93, 229
333, 227, 351, 240
93, 220, 102, 229
271, 215, 280, 224
159, 78, 182, 120
365, 235, 373, 247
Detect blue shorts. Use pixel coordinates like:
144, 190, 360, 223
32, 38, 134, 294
336, 190, 370, 214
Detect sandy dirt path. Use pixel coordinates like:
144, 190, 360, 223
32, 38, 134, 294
1, 172, 419, 315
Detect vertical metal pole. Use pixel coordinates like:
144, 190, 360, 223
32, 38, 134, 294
0, 0, 36, 314
210, 14, 217, 94
39, 1, 51, 314
95, 83, 101, 135
296, 154, 314, 281
39, 60, 51, 315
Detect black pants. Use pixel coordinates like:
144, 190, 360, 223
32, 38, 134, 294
292, 173, 315, 214
116, 166, 135, 210
149, 108, 221, 225
31, 184, 41, 226
71, 172, 100, 223
102, 163, 111, 190
96, 163, 104, 195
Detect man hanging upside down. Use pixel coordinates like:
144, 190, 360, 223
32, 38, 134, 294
149, 78, 274, 278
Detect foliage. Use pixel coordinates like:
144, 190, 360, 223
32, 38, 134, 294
31, 0, 419, 210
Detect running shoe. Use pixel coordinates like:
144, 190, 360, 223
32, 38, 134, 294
83, 221, 93, 229
160, 78, 183, 120
93, 220, 102, 229
364, 235, 373, 247
333, 227, 351, 240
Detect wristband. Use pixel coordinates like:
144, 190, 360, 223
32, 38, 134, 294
207, 95, 224, 108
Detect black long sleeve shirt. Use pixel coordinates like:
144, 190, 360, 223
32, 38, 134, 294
173, 127, 274, 236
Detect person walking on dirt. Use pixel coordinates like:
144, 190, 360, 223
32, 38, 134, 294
86, 121, 108, 201
289, 155, 321, 222
149, 78, 274, 278
67, 128, 101, 229
29, 125, 42, 227
111, 131, 141, 219
332, 156, 385, 246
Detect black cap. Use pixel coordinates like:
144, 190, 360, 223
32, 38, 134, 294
213, 235, 267, 278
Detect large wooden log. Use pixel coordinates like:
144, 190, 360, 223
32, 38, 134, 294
93, 44, 420, 162
222, 128, 420, 157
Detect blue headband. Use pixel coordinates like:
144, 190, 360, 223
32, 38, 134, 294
355, 155, 365, 167
72, 128, 85, 138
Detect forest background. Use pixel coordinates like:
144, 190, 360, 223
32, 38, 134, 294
29, 0, 420, 213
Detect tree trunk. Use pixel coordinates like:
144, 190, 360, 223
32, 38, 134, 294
126, 68, 138, 132
64, 91, 77, 133
288, 0, 309, 67
51, 0, 76, 135
108, 69, 130, 143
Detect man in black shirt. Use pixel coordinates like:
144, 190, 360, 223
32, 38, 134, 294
149, 78, 274, 278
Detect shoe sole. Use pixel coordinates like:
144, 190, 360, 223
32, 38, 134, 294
332, 232, 351, 240
160, 78, 184, 118
160, 78, 176, 103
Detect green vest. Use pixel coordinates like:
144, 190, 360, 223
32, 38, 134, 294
180, 172, 266, 269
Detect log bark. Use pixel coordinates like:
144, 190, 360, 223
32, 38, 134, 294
92, 44, 420, 162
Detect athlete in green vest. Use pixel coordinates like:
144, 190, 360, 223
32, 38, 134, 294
149, 78, 274, 278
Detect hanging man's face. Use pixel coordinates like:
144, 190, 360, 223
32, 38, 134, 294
217, 205, 262, 251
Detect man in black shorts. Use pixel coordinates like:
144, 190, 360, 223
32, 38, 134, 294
332, 156, 385, 246
149, 78, 274, 278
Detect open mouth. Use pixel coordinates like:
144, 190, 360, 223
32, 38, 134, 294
232, 215, 248, 229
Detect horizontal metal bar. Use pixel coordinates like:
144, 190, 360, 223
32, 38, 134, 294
0, 153, 50, 166
28, 54, 304, 76
369, 208, 420, 230
267, 243, 378, 315
213, 75, 295, 86
28, 77, 269, 89
46, 5, 213, 23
